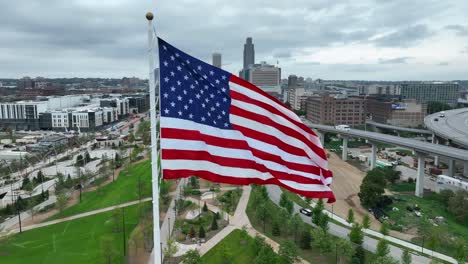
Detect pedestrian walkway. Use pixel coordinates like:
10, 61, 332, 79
176, 185, 309, 264
1, 197, 152, 237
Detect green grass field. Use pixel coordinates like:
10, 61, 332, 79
48, 160, 152, 220
0, 203, 147, 264
201, 229, 259, 263
384, 193, 467, 258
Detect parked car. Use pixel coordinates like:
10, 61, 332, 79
396, 151, 407, 157
299, 208, 312, 216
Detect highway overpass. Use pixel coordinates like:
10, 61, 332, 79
304, 121, 468, 197
424, 108, 468, 149
365, 121, 432, 135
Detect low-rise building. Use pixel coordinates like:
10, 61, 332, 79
306, 94, 366, 126
367, 98, 426, 128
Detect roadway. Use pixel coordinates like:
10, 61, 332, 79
365, 121, 432, 135
424, 108, 468, 149
305, 121, 468, 162
266, 185, 457, 264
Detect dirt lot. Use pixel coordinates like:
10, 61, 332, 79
325, 152, 415, 240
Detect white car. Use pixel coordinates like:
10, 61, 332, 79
299, 208, 312, 216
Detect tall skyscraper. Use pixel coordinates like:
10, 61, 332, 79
212, 53, 222, 68
243, 37, 255, 69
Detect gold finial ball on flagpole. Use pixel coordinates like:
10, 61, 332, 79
146, 12, 154, 21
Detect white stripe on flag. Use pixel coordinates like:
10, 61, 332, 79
230, 114, 328, 169
163, 160, 274, 181
161, 117, 322, 167
162, 138, 324, 181
230, 81, 302, 123
231, 98, 322, 147
279, 179, 333, 192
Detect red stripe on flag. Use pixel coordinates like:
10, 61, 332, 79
230, 89, 319, 139
163, 169, 335, 202
230, 105, 327, 160
162, 149, 325, 185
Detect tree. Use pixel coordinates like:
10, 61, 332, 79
299, 229, 312, 249
279, 192, 289, 208
202, 202, 208, 212
376, 239, 390, 257
256, 202, 269, 232
76, 154, 84, 166
336, 238, 353, 264
437, 189, 454, 207
402, 249, 412, 264
358, 169, 387, 208
100, 236, 117, 264
380, 221, 389, 236
111, 208, 123, 232
56, 193, 68, 215
164, 237, 179, 264
349, 223, 364, 245
347, 209, 355, 224
352, 245, 366, 264
447, 190, 468, 223
272, 220, 281, 236
279, 240, 298, 264
182, 249, 202, 264
427, 101, 451, 114
370, 256, 399, 264
198, 226, 206, 238
211, 214, 218, 230
254, 243, 279, 264
312, 199, 325, 226
289, 213, 302, 243
362, 214, 371, 229
454, 238, 465, 264
314, 228, 333, 253
317, 211, 329, 231
189, 226, 196, 238
85, 151, 91, 164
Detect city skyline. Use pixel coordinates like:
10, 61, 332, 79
1, 1, 468, 80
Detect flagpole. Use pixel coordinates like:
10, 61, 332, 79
146, 12, 162, 264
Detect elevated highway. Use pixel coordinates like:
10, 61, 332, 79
424, 108, 468, 149
303, 120, 468, 197
365, 121, 432, 135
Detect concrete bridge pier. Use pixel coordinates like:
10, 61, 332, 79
432, 136, 439, 167
415, 154, 426, 197
316, 131, 325, 147
370, 143, 377, 170
448, 159, 455, 177
342, 137, 348, 161
464, 163, 468, 177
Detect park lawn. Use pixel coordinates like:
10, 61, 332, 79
0, 203, 147, 264
384, 193, 468, 258
389, 182, 416, 192
48, 160, 152, 220
201, 229, 259, 264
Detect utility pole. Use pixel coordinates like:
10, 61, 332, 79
122, 206, 126, 256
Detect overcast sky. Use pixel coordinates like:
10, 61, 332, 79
1, 0, 468, 80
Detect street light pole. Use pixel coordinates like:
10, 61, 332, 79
122, 207, 126, 256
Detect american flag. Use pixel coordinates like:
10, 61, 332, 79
158, 38, 335, 202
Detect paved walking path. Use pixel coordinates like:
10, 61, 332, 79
174, 185, 309, 264
1, 197, 152, 236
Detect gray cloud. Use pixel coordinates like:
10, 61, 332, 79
438, 62, 450, 66
378, 57, 413, 64
373, 25, 432, 47
445, 25, 468, 36
0, 0, 466, 80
